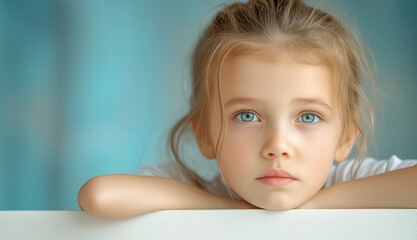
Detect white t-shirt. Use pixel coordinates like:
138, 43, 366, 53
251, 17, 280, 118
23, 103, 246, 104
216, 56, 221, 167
137, 155, 417, 199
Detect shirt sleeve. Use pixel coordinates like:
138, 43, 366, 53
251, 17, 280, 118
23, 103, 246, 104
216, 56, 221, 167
323, 155, 417, 189
137, 161, 193, 185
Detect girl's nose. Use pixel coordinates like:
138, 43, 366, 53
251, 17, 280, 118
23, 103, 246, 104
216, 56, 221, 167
261, 126, 293, 160
266, 152, 289, 158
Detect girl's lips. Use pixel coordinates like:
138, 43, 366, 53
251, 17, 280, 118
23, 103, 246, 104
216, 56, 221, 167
256, 168, 297, 187
257, 177, 296, 187
257, 168, 296, 179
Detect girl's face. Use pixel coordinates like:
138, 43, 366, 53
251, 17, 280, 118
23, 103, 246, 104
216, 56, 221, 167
205, 53, 354, 210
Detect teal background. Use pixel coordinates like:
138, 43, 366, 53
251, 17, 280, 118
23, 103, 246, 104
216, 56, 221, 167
0, 0, 416, 210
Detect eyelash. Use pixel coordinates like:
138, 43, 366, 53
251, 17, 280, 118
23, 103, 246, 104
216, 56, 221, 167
233, 110, 323, 124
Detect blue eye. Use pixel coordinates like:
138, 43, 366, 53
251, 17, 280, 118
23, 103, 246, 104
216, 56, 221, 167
235, 112, 260, 122
297, 113, 321, 124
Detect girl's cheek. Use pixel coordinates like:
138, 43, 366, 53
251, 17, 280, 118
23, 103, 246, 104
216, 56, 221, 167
290, 125, 322, 144
295, 124, 338, 153
296, 122, 334, 138
229, 122, 262, 136
223, 131, 255, 159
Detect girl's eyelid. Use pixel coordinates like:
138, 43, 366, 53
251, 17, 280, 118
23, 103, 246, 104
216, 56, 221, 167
300, 110, 324, 120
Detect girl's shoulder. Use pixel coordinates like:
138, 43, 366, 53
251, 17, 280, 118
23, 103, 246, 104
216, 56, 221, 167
323, 155, 417, 189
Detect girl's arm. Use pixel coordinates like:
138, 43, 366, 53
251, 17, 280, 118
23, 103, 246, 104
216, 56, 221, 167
78, 174, 256, 219
298, 165, 417, 209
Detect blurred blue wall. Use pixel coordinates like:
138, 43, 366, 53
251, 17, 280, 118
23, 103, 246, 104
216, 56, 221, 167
0, 0, 416, 210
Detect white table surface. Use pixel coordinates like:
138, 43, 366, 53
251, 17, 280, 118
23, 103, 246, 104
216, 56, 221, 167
1, 209, 416, 240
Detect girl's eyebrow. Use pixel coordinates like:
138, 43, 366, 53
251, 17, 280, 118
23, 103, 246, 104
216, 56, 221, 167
224, 97, 334, 112
291, 97, 334, 113
225, 98, 263, 108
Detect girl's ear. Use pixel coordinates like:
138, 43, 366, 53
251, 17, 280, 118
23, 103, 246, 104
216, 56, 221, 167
191, 118, 216, 159
334, 127, 358, 162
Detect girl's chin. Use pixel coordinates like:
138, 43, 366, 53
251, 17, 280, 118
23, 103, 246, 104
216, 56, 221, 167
249, 200, 301, 210
259, 205, 297, 211
252, 193, 316, 210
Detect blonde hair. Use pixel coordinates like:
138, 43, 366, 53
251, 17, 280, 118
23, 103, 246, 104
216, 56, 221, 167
168, 0, 377, 191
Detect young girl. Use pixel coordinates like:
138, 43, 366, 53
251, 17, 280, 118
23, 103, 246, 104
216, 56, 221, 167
78, 0, 417, 219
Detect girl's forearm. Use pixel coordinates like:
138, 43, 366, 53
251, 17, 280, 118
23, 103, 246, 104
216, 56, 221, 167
305, 165, 417, 209
78, 174, 250, 219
